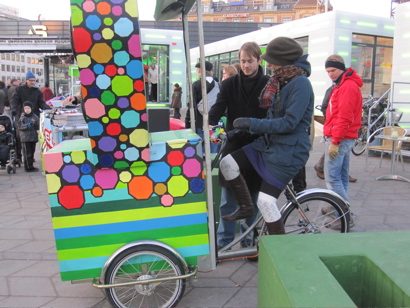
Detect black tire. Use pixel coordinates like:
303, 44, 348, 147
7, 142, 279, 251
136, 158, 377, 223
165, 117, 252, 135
352, 125, 368, 156
281, 191, 349, 234
105, 245, 186, 308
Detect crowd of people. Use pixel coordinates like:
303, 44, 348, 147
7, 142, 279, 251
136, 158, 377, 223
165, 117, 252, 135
0, 71, 52, 172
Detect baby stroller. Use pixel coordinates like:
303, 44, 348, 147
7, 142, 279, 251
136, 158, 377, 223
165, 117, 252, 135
0, 114, 19, 174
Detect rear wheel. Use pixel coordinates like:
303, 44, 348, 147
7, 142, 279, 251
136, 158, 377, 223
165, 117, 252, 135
281, 191, 349, 234
105, 245, 186, 308
352, 125, 368, 156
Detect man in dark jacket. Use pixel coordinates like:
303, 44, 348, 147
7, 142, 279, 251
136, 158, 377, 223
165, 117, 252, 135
11, 71, 51, 161
186, 61, 220, 153
208, 42, 269, 249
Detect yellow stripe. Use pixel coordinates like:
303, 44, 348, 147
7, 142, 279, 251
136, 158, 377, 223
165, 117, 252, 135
57, 234, 209, 260
53, 202, 207, 229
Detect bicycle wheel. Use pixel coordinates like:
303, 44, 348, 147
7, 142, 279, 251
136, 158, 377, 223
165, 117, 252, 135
105, 245, 186, 308
281, 191, 349, 234
352, 125, 368, 156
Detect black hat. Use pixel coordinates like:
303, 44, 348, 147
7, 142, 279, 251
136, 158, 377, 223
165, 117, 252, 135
195, 61, 213, 71
11, 78, 18, 84
261, 37, 303, 66
23, 101, 33, 108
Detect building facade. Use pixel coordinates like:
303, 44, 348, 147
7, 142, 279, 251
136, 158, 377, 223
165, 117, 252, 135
186, 0, 332, 23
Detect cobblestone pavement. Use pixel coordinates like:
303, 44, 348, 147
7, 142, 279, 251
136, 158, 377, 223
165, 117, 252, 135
1, 134, 409, 308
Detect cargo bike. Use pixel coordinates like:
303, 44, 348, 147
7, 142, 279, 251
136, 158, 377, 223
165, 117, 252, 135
42, 1, 350, 307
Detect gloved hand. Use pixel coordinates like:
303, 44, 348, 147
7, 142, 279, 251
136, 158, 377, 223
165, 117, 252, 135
227, 128, 247, 142
328, 143, 339, 159
233, 118, 251, 129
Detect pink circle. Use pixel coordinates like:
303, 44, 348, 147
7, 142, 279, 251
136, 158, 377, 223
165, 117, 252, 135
141, 113, 148, 121
83, 0, 95, 12
112, 6, 123, 16
161, 194, 174, 207
114, 151, 124, 159
118, 68, 125, 75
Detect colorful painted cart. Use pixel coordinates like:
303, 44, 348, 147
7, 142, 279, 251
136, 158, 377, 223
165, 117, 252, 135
43, 0, 212, 307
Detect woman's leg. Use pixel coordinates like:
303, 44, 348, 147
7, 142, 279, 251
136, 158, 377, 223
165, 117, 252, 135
219, 150, 256, 221
257, 181, 285, 235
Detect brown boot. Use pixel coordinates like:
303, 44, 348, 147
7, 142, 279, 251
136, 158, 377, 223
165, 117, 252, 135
265, 219, 285, 235
222, 174, 254, 222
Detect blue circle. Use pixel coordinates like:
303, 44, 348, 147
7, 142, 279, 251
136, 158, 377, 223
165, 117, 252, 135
93, 64, 104, 74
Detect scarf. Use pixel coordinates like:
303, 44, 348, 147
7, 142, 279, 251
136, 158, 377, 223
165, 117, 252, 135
259, 65, 308, 110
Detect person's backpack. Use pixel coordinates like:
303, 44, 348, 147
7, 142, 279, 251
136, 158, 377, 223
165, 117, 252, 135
197, 81, 219, 115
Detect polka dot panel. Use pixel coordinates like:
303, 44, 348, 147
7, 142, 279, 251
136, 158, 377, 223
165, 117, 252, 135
70, 0, 147, 170
45, 140, 204, 209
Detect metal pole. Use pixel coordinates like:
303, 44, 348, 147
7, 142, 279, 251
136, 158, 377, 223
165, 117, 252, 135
182, 14, 196, 132
196, 0, 216, 271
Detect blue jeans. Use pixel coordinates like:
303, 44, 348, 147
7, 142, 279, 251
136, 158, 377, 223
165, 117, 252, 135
324, 139, 355, 203
217, 186, 258, 247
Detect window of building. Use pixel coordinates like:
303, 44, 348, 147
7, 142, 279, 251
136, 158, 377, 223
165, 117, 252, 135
254, 6, 258, 9
219, 18, 226, 22
27, 57, 31, 64
6, 54, 10, 60
282, 17, 292, 23
247, 18, 254, 22
1, 64, 5, 71
351, 34, 393, 99
244, 6, 248, 10
233, 18, 240, 22
265, 3, 272, 9
263, 18, 274, 22
235, 6, 240, 10
16, 66, 20, 73
21, 55, 25, 62
6, 65, 10, 72
11, 65, 15, 72
11, 54, 15, 61
225, 6, 231, 11
203, 5, 209, 13
1, 54, 4, 60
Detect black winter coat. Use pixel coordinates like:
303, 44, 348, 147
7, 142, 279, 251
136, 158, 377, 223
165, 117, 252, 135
208, 66, 269, 187
209, 67, 269, 158
18, 112, 39, 143
11, 84, 50, 122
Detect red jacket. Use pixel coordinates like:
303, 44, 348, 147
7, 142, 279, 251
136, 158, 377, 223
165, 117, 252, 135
324, 68, 363, 145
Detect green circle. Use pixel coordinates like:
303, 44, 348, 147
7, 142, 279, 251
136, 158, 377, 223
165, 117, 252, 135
108, 108, 121, 119
172, 166, 181, 175
101, 90, 116, 105
104, 17, 113, 26
112, 40, 123, 50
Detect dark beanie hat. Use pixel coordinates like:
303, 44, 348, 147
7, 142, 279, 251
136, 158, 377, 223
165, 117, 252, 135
195, 61, 213, 72
23, 101, 33, 108
261, 37, 303, 66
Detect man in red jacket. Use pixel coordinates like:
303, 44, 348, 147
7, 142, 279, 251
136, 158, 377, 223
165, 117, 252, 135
323, 54, 362, 215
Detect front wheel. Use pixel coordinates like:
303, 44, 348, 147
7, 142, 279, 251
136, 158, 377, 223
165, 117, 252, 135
105, 245, 186, 308
281, 191, 350, 234
352, 125, 368, 156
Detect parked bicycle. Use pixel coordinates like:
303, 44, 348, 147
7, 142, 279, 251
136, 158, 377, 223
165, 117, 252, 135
352, 89, 402, 156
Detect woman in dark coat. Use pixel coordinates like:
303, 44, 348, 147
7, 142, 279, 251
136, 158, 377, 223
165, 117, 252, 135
171, 83, 182, 119
219, 37, 314, 235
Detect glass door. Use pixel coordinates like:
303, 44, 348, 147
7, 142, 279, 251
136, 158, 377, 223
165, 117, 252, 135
157, 48, 169, 103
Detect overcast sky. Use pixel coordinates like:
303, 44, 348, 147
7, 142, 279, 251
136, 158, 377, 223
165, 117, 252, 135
0, 0, 393, 21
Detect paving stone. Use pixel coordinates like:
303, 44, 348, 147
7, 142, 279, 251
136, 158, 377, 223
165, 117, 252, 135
178, 287, 239, 308
40, 297, 104, 308
8, 277, 56, 297
224, 287, 258, 307
0, 296, 54, 307
11, 261, 60, 278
